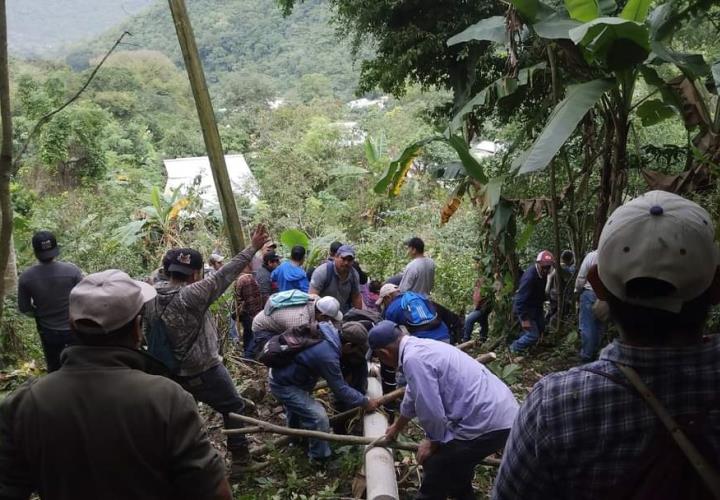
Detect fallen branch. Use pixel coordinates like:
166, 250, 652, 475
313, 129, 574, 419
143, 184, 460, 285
230, 412, 501, 467
227, 412, 418, 452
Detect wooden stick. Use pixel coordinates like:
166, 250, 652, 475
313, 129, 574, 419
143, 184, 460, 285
227, 412, 418, 452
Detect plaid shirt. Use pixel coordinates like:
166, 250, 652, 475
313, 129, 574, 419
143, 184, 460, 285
492, 336, 720, 500
234, 273, 263, 319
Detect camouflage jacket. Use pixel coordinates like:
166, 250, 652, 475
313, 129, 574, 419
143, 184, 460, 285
143, 246, 255, 377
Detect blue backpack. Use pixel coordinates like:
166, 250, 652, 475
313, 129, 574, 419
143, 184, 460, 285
400, 291, 438, 327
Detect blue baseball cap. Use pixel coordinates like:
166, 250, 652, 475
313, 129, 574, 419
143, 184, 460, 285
337, 245, 356, 258
368, 320, 401, 350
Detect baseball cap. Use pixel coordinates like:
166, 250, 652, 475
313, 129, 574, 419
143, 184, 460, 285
375, 283, 399, 305
337, 245, 355, 259
70, 270, 156, 334
32, 230, 59, 259
168, 248, 203, 275
315, 296, 343, 322
597, 190, 720, 313
536, 250, 554, 266
368, 320, 402, 350
263, 251, 280, 265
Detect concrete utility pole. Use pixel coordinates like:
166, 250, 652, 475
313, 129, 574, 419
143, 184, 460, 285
168, 0, 245, 254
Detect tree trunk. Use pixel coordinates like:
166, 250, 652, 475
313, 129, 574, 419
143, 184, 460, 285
0, 0, 14, 323
592, 120, 614, 248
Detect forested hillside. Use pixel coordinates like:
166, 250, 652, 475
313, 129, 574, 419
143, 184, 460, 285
67, 0, 366, 99
7, 0, 153, 56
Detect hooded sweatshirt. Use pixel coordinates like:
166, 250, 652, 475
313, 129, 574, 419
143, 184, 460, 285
271, 261, 309, 293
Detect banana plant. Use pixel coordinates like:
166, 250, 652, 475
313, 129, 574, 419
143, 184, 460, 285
114, 186, 191, 248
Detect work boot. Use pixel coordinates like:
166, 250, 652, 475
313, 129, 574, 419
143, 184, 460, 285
229, 447, 266, 480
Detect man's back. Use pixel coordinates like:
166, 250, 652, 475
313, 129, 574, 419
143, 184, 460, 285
493, 337, 720, 500
17, 261, 82, 330
0, 346, 225, 500
399, 256, 435, 295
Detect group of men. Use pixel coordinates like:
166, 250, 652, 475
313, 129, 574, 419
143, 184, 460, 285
510, 242, 609, 362
3, 191, 720, 499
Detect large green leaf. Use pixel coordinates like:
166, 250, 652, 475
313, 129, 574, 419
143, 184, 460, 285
491, 199, 515, 238
636, 99, 676, 126
534, 15, 581, 39
518, 79, 614, 174
639, 66, 681, 109
650, 41, 710, 80
450, 63, 546, 130
510, 0, 540, 22
598, 0, 617, 15
280, 229, 310, 250
447, 16, 506, 46
570, 17, 650, 70
564, 0, 600, 22
114, 220, 147, 247
447, 135, 488, 183
619, 0, 650, 22
373, 137, 440, 194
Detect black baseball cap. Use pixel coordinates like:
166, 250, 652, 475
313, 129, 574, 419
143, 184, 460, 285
263, 251, 280, 265
168, 248, 203, 275
32, 231, 59, 259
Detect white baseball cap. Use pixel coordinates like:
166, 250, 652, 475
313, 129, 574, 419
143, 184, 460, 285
375, 283, 400, 305
597, 190, 719, 313
70, 270, 157, 334
315, 296, 343, 322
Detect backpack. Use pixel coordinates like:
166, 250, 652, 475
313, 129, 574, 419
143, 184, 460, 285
258, 323, 323, 368
146, 292, 181, 374
400, 291, 439, 329
264, 290, 310, 315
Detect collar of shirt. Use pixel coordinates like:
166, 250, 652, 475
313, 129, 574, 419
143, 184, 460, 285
600, 335, 720, 369
397, 334, 411, 372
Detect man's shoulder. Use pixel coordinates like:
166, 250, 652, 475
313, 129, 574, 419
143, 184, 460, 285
527, 361, 619, 406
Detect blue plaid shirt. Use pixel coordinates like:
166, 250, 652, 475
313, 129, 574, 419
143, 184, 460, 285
492, 336, 720, 500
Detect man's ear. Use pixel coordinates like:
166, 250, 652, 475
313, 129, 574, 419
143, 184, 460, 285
587, 265, 610, 300
706, 267, 720, 305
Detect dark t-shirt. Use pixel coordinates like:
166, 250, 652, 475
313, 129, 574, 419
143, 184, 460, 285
0, 346, 225, 500
17, 260, 83, 331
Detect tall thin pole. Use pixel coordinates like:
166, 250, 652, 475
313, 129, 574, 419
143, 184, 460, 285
0, 0, 15, 317
168, 0, 245, 253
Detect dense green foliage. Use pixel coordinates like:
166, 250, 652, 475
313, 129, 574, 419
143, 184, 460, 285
69, 0, 366, 101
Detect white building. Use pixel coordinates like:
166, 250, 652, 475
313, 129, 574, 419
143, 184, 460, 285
163, 154, 258, 209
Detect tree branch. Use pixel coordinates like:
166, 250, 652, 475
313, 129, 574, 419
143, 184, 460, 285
12, 30, 131, 172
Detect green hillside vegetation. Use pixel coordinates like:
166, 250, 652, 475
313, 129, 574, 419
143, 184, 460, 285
7, 0, 153, 56
67, 0, 368, 101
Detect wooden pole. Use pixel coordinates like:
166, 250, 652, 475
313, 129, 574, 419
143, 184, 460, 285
0, 0, 14, 315
167, 0, 245, 254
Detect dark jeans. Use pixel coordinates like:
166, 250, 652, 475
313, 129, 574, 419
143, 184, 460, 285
38, 327, 77, 372
240, 315, 254, 359
417, 429, 510, 500
175, 363, 247, 453
462, 307, 489, 342
247, 330, 274, 360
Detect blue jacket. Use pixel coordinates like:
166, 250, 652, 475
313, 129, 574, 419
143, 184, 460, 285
383, 294, 450, 342
269, 322, 367, 408
271, 261, 309, 293
513, 264, 547, 320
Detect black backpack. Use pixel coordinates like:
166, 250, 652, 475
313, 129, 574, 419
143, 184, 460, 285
258, 323, 323, 368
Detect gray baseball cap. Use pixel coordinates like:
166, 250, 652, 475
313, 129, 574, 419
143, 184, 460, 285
597, 190, 720, 313
70, 269, 157, 334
